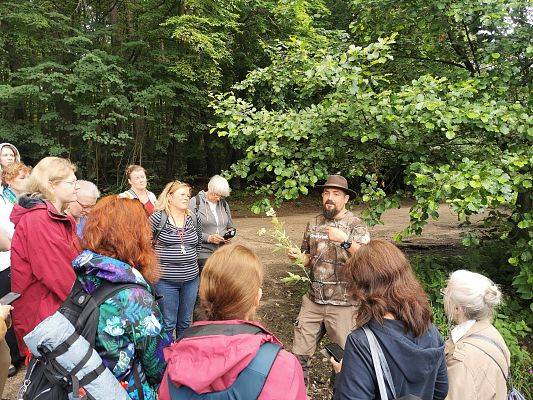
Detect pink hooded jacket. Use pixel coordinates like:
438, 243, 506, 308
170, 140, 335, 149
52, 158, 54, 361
158, 320, 307, 400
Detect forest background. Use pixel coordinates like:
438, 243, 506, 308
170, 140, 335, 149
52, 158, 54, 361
0, 0, 531, 392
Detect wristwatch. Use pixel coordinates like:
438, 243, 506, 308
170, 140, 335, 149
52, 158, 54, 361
340, 240, 352, 251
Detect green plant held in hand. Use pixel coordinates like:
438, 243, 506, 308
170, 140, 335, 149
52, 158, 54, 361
258, 208, 310, 284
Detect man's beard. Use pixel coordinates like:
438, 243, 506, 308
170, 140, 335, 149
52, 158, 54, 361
323, 203, 339, 219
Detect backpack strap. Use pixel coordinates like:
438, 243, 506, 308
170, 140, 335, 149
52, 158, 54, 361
153, 211, 169, 243
221, 199, 231, 220
182, 323, 263, 339
195, 194, 200, 213
81, 280, 147, 400
188, 212, 198, 233
168, 342, 281, 400
75, 281, 145, 330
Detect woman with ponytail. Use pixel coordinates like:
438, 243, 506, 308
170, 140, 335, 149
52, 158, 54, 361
443, 270, 510, 400
158, 244, 306, 400
333, 239, 448, 399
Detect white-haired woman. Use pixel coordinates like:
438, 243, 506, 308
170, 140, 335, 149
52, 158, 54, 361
189, 175, 234, 268
150, 181, 201, 339
443, 270, 510, 400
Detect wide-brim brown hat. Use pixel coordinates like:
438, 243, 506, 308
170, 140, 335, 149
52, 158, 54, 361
315, 174, 357, 197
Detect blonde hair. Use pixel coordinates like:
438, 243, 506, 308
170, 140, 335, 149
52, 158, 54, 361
155, 181, 192, 216
125, 165, 145, 179
444, 269, 502, 322
200, 244, 263, 321
24, 157, 76, 201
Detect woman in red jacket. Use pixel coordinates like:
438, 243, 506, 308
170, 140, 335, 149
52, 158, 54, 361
10, 157, 81, 354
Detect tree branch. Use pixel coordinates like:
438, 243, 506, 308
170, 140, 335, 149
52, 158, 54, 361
395, 54, 470, 70
462, 21, 480, 74
446, 28, 476, 75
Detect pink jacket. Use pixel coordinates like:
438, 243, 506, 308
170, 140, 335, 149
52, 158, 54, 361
158, 320, 307, 400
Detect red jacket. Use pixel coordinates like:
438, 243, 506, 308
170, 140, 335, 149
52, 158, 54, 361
159, 320, 307, 400
10, 197, 80, 353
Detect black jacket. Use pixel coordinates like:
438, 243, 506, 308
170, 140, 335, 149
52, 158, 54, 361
334, 319, 448, 400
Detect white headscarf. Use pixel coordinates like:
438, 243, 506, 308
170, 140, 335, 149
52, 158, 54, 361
0, 142, 21, 170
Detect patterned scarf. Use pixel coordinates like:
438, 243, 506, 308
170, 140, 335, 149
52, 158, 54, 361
2, 186, 16, 204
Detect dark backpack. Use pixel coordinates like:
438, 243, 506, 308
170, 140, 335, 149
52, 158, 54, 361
18, 279, 145, 400
166, 323, 281, 400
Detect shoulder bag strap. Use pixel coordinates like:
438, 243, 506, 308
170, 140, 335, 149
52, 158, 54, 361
468, 334, 509, 367
362, 326, 389, 400
463, 334, 509, 382
373, 332, 397, 398
127, 189, 138, 199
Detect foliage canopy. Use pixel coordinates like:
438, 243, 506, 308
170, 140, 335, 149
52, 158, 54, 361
212, 0, 532, 305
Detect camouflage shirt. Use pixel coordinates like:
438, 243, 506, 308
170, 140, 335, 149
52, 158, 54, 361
301, 210, 370, 306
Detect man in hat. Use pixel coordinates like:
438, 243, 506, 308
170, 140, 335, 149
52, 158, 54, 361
288, 174, 370, 384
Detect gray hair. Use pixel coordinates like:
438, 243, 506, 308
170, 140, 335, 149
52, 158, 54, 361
444, 270, 502, 322
77, 180, 101, 199
207, 175, 231, 197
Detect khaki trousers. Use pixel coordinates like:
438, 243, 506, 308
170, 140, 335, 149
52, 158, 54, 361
0, 339, 10, 397
292, 294, 357, 383
293, 294, 357, 356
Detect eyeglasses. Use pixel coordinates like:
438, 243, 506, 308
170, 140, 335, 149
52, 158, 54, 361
53, 179, 78, 187
76, 200, 96, 210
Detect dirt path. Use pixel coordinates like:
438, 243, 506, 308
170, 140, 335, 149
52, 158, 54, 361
3, 204, 478, 400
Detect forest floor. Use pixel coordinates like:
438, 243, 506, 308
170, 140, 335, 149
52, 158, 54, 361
3, 202, 483, 400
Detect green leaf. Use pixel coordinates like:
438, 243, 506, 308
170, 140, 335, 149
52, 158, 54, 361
445, 131, 455, 139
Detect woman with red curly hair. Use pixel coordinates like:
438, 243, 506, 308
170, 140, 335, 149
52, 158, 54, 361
332, 240, 448, 400
72, 195, 171, 400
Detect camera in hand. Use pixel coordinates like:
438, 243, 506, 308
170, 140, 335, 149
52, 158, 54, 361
223, 228, 237, 240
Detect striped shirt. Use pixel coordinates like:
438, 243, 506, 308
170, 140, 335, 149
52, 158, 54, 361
149, 211, 201, 281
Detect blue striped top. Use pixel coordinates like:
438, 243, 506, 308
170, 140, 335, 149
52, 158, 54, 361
149, 211, 201, 281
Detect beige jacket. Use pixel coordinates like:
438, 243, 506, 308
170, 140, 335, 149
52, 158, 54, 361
0, 319, 6, 341
445, 320, 510, 400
